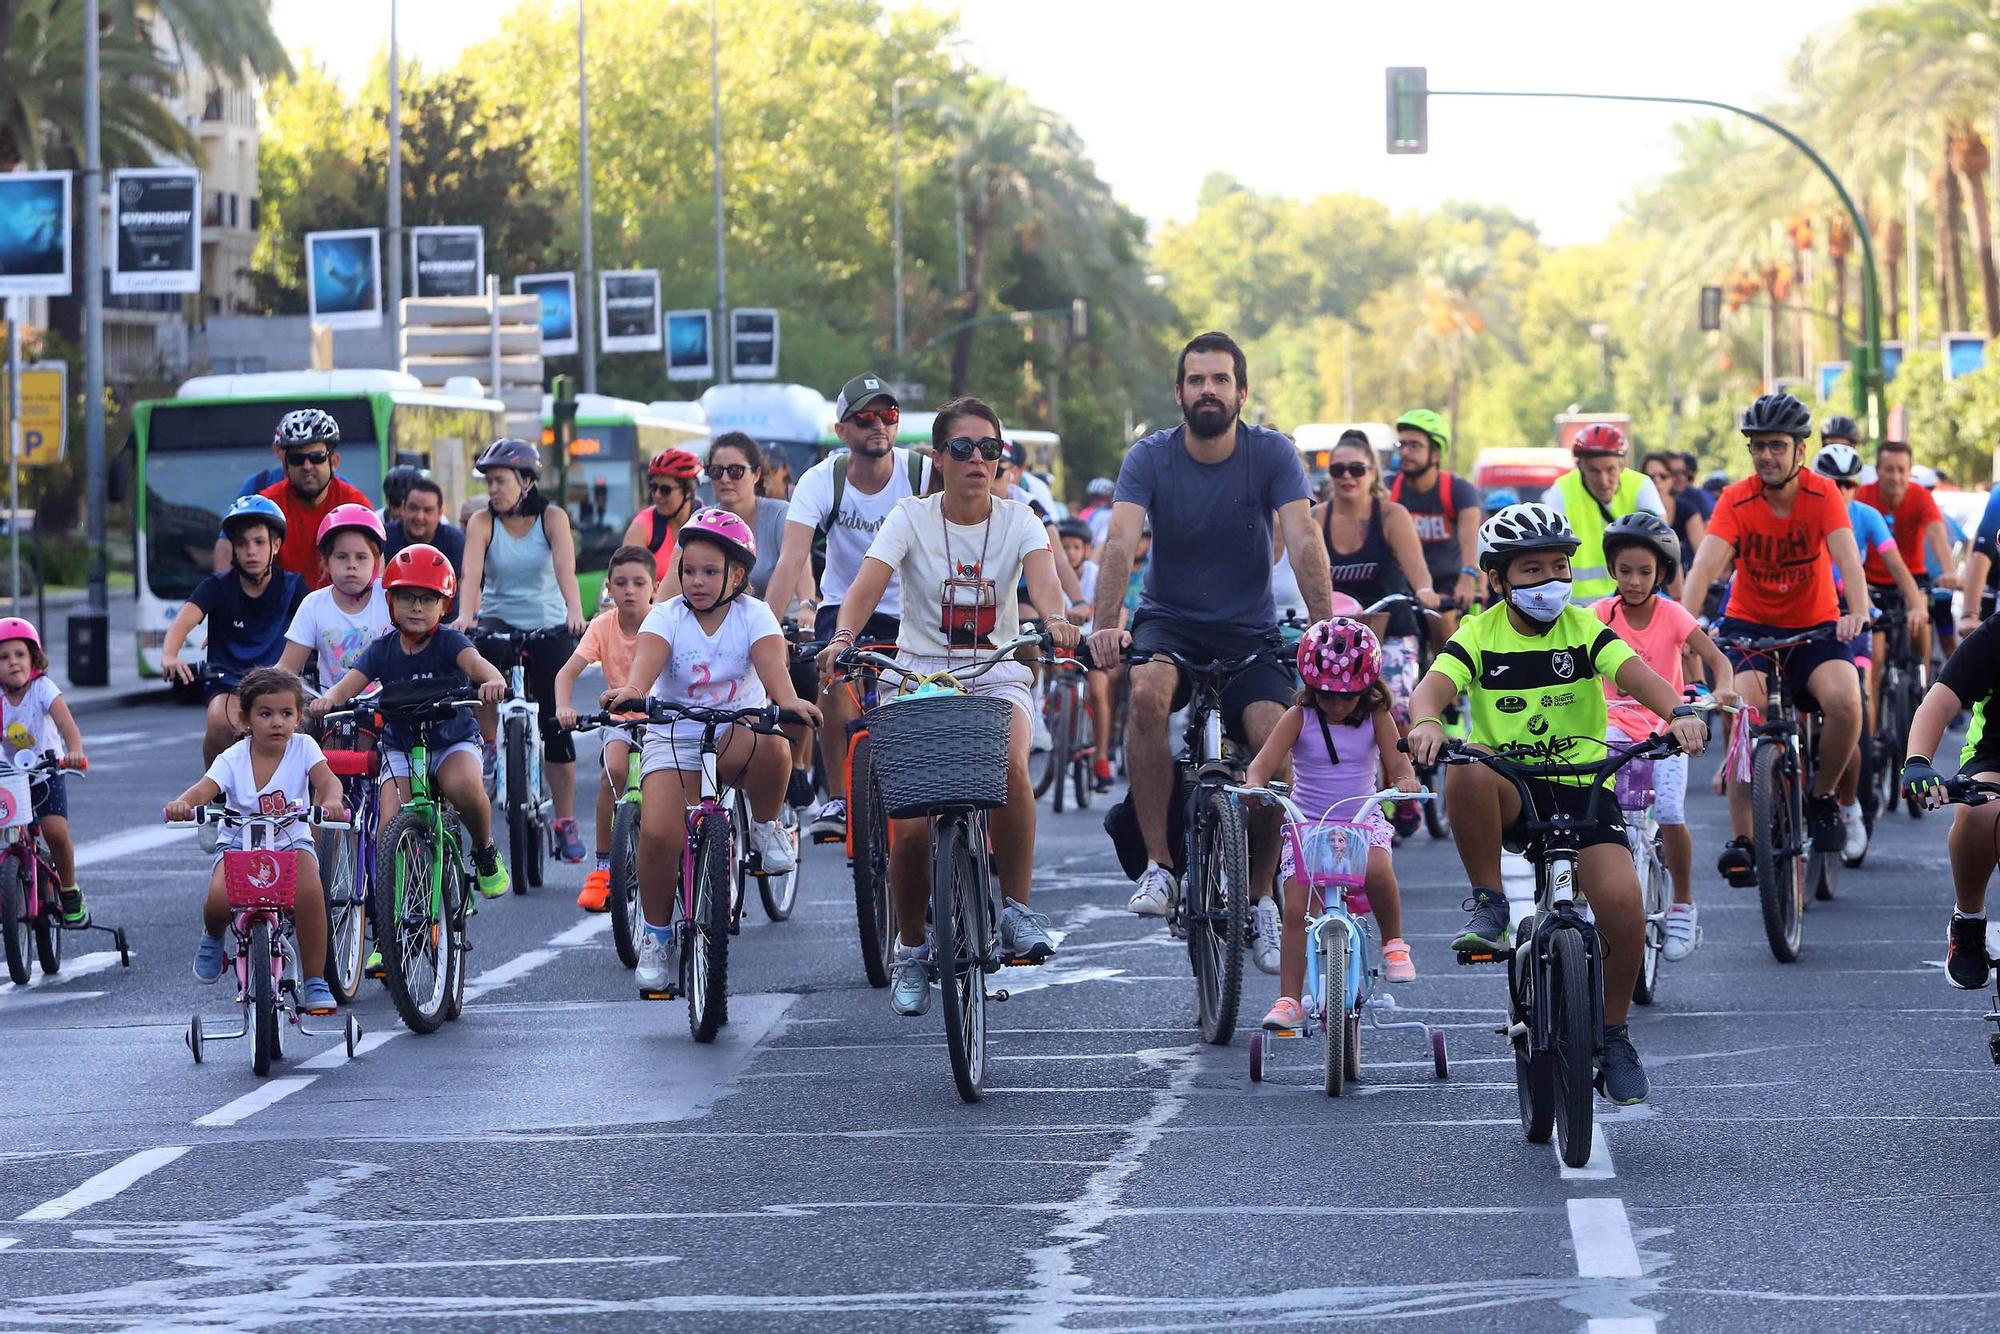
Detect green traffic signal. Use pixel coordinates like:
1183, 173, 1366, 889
1386, 66, 1428, 154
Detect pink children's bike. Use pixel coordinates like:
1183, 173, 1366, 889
175, 804, 360, 1075
0, 752, 128, 985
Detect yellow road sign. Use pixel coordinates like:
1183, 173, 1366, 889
0, 362, 67, 466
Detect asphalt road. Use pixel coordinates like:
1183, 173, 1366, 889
0, 696, 1994, 1331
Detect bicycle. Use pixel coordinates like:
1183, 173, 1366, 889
585, 699, 799, 1042
175, 803, 361, 1076
819, 637, 899, 989
1362, 592, 1462, 840
471, 624, 569, 895
313, 713, 381, 1006
1030, 648, 1095, 814
839, 633, 1049, 1103
0, 754, 127, 985
1430, 731, 1681, 1169
585, 716, 647, 970
1124, 642, 1290, 1046
1936, 774, 2000, 1068
1712, 626, 1841, 961
1231, 783, 1449, 1094
1870, 603, 1926, 822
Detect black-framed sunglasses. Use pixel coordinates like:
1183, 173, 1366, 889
705, 462, 752, 481
285, 450, 331, 467
943, 436, 1006, 462
1326, 461, 1371, 479
1745, 439, 1797, 456
649, 481, 683, 496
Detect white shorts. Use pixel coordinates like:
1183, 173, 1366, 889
381, 740, 482, 781
640, 722, 766, 779
1607, 725, 1688, 826
893, 652, 1037, 721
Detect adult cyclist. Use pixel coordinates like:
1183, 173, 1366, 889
1539, 422, 1667, 605
1682, 393, 1871, 873
1856, 437, 1957, 685
1389, 408, 1481, 638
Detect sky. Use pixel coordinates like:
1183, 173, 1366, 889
272, 0, 1868, 246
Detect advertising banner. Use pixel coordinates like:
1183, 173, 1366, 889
306, 228, 383, 330
730, 308, 779, 381
0, 171, 73, 298
600, 270, 662, 353
410, 225, 484, 298
516, 272, 578, 356
665, 309, 714, 381
110, 169, 200, 295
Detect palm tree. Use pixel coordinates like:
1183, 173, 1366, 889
112, 0, 290, 86
0, 0, 193, 170
1949, 121, 1999, 334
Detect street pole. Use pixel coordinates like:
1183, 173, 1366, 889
576, 0, 597, 393
952, 146, 967, 293
892, 79, 906, 365
7, 304, 20, 610
385, 0, 403, 353
82, 0, 106, 613
709, 0, 730, 384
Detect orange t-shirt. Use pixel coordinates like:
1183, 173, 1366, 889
260, 477, 373, 590
575, 608, 640, 689
1706, 469, 1850, 626
1854, 479, 1941, 586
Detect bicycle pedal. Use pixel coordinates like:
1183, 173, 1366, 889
1455, 948, 1506, 965
639, 986, 677, 1001
811, 831, 844, 845
1723, 870, 1758, 889
1002, 953, 1049, 968
1264, 1027, 1299, 1038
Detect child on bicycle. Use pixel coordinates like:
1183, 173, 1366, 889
556, 544, 658, 913
1594, 512, 1738, 963
0, 618, 88, 924
278, 504, 392, 692
1406, 503, 1707, 1106
308, 543, 509, 898
602, 510, 823, 999
166, 667, 344, 1014
1056, 518, 1118, 793
1244, 617, 1422, 1033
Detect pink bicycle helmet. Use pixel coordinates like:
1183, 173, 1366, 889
0, 617, 40, 653
316, 501, 387, 551
677, 506, 757, 568
1298, 616, 1382, 694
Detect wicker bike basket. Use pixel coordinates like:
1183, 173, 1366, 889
865, 691, 1016, 819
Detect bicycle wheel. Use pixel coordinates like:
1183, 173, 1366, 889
438, 838, 469, 1022
609, 801, 643, 969
850, 735, 894, 988
32, 890, 59, 976
503, 718, 532, 895
687, 816, 732, 1043
377, 809, 455, 1034
934, 816, 990, 1103
1031, 687, 1062, 799
1631, 834, 1665, 1006
1073, 704, 1095, 812
1512, 917, 1554, 1144
1187, 787, 1248, 1046
1321, 928, 1349, 1098
250, 918, 280, 1077
1049, 689, 1074, 813
1551, 927, 1596, 1170
1, 860, 29, 985
1896, 672, 1925, 818
759, 803, 802, 922
1751, 741, 1805, 962
322, 824, 367, 1005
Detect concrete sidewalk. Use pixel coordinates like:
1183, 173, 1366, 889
0, 590, 169, 716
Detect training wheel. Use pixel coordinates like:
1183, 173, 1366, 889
345, 1013, 361, 1059
1431, 1028, 1449, 1079
187, 1015, 204, 1065
1248, 1030, 1265, 1082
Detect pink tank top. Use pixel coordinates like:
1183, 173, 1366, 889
1290, 706, 1381, 820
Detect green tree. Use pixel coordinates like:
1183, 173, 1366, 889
0, 0, 194, 169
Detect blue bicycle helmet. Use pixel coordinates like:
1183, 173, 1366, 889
219, 493, 287, 542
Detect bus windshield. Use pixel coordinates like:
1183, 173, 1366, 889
564, 423, 639, 577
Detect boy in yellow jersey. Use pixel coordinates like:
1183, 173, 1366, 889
1406, 502, 1707, 1106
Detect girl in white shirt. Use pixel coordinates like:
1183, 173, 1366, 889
604, 510, 823, 997
0, 618, 87, 923
278, 505, 393, 691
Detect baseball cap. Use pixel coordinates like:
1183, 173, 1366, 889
834, 373, 897, 421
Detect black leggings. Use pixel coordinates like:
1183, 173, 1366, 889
475, 619, 580, 764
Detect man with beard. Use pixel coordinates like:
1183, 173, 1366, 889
1388, 407, 1481, 639
765, 373, 930, 841
213, 409, 372, 589
1087, 331, 1332, 918
385, 471, 466, 615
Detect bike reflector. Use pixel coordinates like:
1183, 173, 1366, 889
223, 849, 299, 910
322, 749, 378, 779
0, 771, 31, 829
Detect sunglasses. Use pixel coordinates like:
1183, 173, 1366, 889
285, 450, 331, 467
1745, 439, 1797, 456
705, 463, 752, 481
649, 481, 684, 496
943, 436, 1006, 462
847, 406, 900, 428
1327, 461, 1371, 479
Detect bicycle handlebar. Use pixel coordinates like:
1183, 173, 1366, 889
837, 631, 1051, 687
1943, 775, 2000, 806
1710, 624, 1840, 654
169, 803, 351, 831
2, 751, 90, 781
1359, 592, 1463, 617
577, 701, 806, 734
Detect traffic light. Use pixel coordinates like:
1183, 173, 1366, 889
550, 373, 578, 493
1070, 297, 1090, 342
1700, 286, 1723, 331
1386, 67, 1428, 154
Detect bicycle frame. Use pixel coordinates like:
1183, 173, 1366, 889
0, 756, 122, 982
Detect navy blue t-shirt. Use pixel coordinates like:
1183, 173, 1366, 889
353, 626, 480, 751
189, 570, 307, 673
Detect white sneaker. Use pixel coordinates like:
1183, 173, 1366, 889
808, 798, 847, 840
1251, 896, 1282, 975
1840, 802, 1868, 861
1030, 709, 1053, 753
890, 943, 932, 1016
1662, 903, 1700, 962
750, 819, 796, 874
636, 930, 673, 995
1127, 863, 1177, 917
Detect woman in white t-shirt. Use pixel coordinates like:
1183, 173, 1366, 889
603, 510, 824, 997
816, 397, 1080, 1015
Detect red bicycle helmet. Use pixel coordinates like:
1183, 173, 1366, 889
1297, 617, 1382, 694
648, 448, 702, 481
382, 543, 457, 600
1572, 422, 1628, 457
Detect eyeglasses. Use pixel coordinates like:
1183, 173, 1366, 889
1745, 439, 1797, 456
846, 406, 900, 429
943, 436, 1006, 462
1326, 461, 1371, 479
705, 463, 751, 481
649, 482, 683, 496
285, 450, 331, 467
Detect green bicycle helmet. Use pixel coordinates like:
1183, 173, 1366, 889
1396, 408, 1451, 450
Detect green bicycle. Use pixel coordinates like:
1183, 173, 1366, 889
582, 717, 647, 971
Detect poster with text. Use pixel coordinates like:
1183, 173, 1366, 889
516, 272, 578, 356
665, 309, 714, 381
306, 228, 382, 330
110, 169, 199, 294
411, 225, 484, 298
730, 308, 779, 380
600, 270, 662, 353
0, 171, 73, 298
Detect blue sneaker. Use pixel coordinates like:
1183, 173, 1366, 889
301, 977, 337, 1014
192, 932, 227, 984
554, 817, 586, 864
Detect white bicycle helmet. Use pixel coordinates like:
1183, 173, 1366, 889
1477, 502, 1580, 573
1812, 442, 1864, 481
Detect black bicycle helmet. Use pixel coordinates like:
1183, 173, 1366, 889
1820, 414, 1860, 444
1740, 392, 1812, 439
381, 464, 429, 509
1056, 517, 1094, 544
1476, 502, 1580, 573
274, 408, 340, 448
474, 437, 541, 479
1601, 510, 1680, 585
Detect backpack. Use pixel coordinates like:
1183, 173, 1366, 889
813, 449, 928, 542
1390, 470, 1460, 525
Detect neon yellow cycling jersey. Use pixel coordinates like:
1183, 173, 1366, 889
1431, 602, 1635, 781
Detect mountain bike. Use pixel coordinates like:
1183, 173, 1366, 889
839, 633, 1048, 1102
175, 803, 361, 1075
313, 714, 380, 1006
821, 636, 899, 988
1431, 731, 1681, 1170
0, 754, 126, 985
472, 624, 569, 895
1030, 648, 1095, 813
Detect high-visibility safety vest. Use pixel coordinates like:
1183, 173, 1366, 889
1557, 467, 1648, 603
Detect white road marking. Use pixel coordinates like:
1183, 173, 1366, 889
1588, 1321, 1658, 1334
1559, 1123, 1616, 1180
0, 1237, 17, 1250
75, 824, 193, 868
195, 1077, 316, 1128
463, 948, 557, 1000
0, 951, 125, 1006
1567, 1197, 1643, 1278
298, 1028, 399, 1070
550, 915, 613, 947
16, 1146, 190, 1220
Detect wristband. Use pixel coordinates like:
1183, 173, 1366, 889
1460, 566, 1479, 578
830, 628, 856, 647
1410, 716, 1446, 730
1670, 704, 1696, 719
1907, 754, 1932, 768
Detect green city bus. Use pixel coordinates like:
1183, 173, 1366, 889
129, 369, 500, 676
545, 393, 708, 607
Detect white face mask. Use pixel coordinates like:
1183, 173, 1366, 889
1509, 578, 1572, 623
